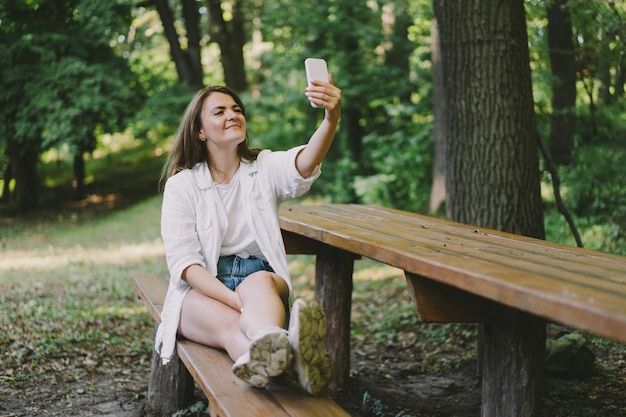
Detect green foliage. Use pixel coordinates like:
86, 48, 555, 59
565, 145, 626, 220
355, 102, 433, 212
252, 0, 433, 206
361, 391, 387, 416
361, 391, 417, 417
545, 101, 626, 254
36, 56, 141, 152
0, 0, 144, 211
0, 0, 142, 149
526, 0, 625, 253
133, 82, 195, 143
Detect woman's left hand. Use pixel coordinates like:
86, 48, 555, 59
306, 77, 342, 124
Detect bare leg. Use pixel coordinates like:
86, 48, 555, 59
236, 270, 290, 338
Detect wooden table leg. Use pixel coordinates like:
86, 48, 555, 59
314, 245, 356, 391
480, 306, 546, 417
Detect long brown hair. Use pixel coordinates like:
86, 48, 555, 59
159, 86, 261, 190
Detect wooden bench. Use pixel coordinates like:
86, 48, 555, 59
278, 204, 626, 417
131, 273, 350, 417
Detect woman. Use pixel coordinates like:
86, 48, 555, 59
156, 78, 342, 395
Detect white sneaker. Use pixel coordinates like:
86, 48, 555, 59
288, 299, 333, 395
232, 327, 291, 388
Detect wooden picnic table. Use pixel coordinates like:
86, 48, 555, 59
279, 203, 626, 416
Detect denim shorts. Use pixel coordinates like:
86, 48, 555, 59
216, 255, 275, 291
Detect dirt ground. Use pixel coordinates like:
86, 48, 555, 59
2, 327, 625, 417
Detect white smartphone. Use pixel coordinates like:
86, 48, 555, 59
304, 58, 329, 108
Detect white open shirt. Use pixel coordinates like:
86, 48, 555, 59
156, 145, 320, 364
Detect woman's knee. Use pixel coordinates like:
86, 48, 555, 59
238, 271, 289, 300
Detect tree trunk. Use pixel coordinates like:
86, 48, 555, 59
10, 145, 39, 214
434, 0, 544, 239
182, 0, 204, 90
73, 151, 86, 201
206, 0, 247, 92
333, 0, 368, 202
384, 0, 412, 102
616, 53, 625, 98
1, 160, 12, 203
596, 31, 613, 106
154, 0, 204, 91
429, 17, 446, 215
547, 0, 576, 165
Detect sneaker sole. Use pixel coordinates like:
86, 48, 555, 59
232, 357, 269, 388
233, 330, 291, 387
289, 299, 333, 395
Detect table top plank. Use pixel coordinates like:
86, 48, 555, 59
320, 204, 625, 288
279, 204, 626, 344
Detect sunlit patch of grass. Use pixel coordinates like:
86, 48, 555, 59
0, 241, 164, 276
353, 259, 403, 281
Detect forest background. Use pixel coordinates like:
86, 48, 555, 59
1, 1, 626, 416
0, 0, 625, 257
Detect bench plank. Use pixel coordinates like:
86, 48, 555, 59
177, 341, 289, 417
271, 387, 352, 417
279, 204, 626, 344
131, 272, 166, 324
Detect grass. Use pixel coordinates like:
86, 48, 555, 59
0, 195, 166, 385
0, 136, 167, 388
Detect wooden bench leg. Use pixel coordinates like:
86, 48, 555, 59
314, 246, 356, 391
480, 306, 546, 417
144, 325, 195, 416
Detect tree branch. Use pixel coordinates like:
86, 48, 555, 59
536, 132, 583, 248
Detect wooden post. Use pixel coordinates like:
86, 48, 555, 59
314, 245, 356, 390
144, 326, 195, 416
480, 306, 546, 417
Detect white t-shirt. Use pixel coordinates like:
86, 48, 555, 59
215, 169, 264, 259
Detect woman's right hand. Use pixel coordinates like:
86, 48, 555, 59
232, 291, 244, 313
183, 264, 245, 313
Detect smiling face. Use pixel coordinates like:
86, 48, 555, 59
198, 92, 247, 150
